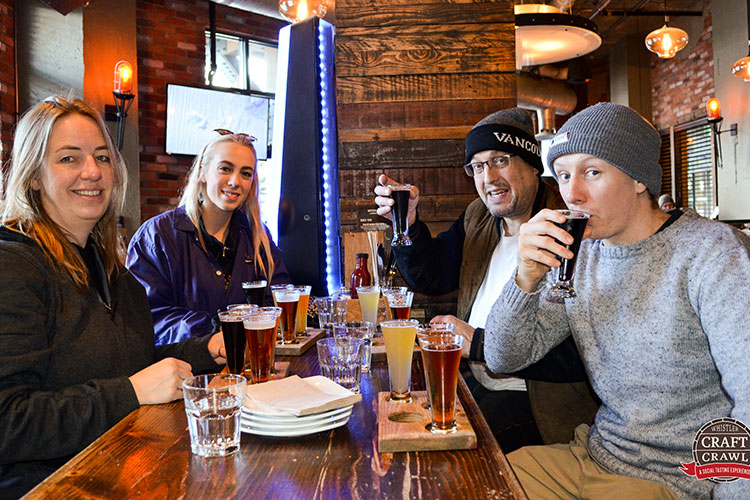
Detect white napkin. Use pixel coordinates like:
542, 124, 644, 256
245, 375, 362, 416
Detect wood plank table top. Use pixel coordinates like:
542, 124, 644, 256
23, 350, 527, 500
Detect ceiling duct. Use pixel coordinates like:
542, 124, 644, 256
517, 73, 577, 140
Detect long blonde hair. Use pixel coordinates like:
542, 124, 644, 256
179, 132, 274, 280
0, 96, 127, 289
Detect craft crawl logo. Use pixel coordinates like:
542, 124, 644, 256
680, 418, 750, 483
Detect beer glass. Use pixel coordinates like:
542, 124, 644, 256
242, 307, 282, 384
356, 285, 380, 325
386, 290, 413, 320
273, 288, 299, 344
227, 304, 258, 377
293, 285, 312, 334
388, 184, 413, 247
219, 306, 256, 375
382, 286, 407, 320
544, 210, 590, 303
417, 323, 456, 409
381, 319, 419, 402
418, 333, 464, 434
242, 280, 267, 306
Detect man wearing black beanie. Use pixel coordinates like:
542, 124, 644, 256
374, 107, 597, 452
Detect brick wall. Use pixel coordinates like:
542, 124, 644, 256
650, 0, 714, 130
136, 0, 286, 221
0, 0, 15, 195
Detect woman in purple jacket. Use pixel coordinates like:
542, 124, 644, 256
127, 130, 290, 346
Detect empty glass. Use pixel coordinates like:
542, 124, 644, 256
316, 337, 365, 393
315, 296, 348, 333
332, 321, 375, 372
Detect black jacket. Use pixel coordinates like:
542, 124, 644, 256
0, 227, 221, 498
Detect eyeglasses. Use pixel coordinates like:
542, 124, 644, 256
214, 128, 257, 147
463, 154, 516, 177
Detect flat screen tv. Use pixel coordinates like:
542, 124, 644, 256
165, 84, 270, 160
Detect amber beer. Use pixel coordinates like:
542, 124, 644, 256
294, 285, 312, 334
243, 307, 282, 384
386, 290, 413, 320
273, 289, 299, 344
418, 333, 465, 433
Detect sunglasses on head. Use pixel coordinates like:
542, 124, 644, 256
214, 128, 257, 146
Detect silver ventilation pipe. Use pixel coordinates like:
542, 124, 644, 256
517, 73, 577, 140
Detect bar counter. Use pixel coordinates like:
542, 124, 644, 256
23, 348, 527, 499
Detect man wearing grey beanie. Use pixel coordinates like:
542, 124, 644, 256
484, 102, 750, 499
374, 107, 597, 453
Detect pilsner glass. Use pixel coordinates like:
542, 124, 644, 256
227, 304, 258, 377
416, 323, 456, 409
388, 184, 413, 247
242, 280, 267, 306
242, 307, 282, 384
356, 285, 380, 325
381, 286, 407, 320
293, 285, 312, 334
273, 289, 300, 344
418, 333, 464, 434
219, 306, 256, 375
386, 290, 413, 320
544, 210, 590, 303
381, 319, 419, 402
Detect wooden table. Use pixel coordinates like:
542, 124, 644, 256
24, 351, 527, 500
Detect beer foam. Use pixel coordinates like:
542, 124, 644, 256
243, 318, 277, 329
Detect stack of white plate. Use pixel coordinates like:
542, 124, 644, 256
240, 404, 353, 437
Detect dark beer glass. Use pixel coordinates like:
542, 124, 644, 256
242, 280, 267, 306
218, 309, 248, 375
389, 185, 412, 247
544, 210, 589, 303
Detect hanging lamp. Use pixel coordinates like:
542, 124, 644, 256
645, 0, 688, 59
731, 0, 750, 81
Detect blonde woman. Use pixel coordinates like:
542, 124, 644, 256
0, 97, 225, 497
127, 130, 290, 346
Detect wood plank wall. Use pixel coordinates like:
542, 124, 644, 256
334, 0, 516, 316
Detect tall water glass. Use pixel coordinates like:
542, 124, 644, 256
381, 319, 419, 402
544, 210, 590, 303
389, 184, 413, 246
273, 289, 299, 344
293, 285, 312, 334
332, 321, 375, 372
183, 373, 246, 457
356, 285, 380, 325
418, 333, 464, 434
315, 296, 348, 333
242, 307, 282, 384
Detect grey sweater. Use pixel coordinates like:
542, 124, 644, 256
485, 211, 750, 499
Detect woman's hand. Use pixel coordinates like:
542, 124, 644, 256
129, 358, 193, 405
374, 174, 420, 225
208, 331, 227, 365
516, 209, 591, 293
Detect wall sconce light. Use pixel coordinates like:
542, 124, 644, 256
706, 97, 738, 167
278, 0, 327, 23
113, 60, 134, 151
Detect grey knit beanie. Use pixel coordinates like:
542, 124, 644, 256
547, 102, 662, 195
465, 107, 543, 174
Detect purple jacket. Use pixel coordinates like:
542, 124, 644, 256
126, 206, 290, 346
